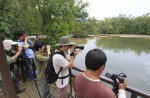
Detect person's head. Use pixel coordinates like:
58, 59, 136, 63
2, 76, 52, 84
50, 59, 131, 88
3, 40, 18, 51
85, 48, 107, 71
55, 36, 75, 51
34, 41, 46, 53
18, 30, 27, 40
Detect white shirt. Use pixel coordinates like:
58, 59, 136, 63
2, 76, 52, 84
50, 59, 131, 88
53, 54, 69, 88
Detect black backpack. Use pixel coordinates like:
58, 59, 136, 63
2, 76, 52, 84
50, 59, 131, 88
44, 52, 65, 84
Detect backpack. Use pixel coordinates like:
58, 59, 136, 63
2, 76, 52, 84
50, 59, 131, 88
44, 52, 65, 84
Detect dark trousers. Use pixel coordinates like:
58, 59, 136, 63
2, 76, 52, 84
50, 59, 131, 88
27, 58, 37, 79
12, 75, 20, 92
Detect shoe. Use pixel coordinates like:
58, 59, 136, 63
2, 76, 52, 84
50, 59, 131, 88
16, 88, 26, 94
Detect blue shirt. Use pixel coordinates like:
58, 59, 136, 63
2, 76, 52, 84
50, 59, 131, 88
18, 39, 34, 58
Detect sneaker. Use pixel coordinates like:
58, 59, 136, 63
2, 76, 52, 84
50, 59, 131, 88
16, 88, 26, 94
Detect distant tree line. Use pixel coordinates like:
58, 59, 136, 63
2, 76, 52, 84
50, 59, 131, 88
74, 13, 150, 37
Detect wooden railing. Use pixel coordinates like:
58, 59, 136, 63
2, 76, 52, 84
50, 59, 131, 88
69, 66, 150, 98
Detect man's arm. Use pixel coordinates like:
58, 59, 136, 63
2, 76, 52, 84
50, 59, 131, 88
11, 46, 22, 60
118, 78, 127, 98
35, 53, 49, 62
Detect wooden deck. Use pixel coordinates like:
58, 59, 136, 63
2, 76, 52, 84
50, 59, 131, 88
18, 79, 70, 98
18, 79, 41, 98
16, 66, 150, 98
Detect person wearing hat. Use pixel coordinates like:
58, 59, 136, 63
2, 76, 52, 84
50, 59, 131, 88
0, 39, 26, 94
53, 36, 81, 98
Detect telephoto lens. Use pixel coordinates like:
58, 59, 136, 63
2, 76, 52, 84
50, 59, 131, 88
75, 45, 84, 50
28, 36, 36, 39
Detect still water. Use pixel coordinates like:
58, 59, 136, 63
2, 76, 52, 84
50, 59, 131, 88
71, 37, 150, 93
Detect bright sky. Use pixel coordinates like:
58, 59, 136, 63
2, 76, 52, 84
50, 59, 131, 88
83, 0, 150, 20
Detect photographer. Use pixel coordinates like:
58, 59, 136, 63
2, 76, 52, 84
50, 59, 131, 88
53, 36, 81, 98
0, 40, 26, 94
74, 48, 127, 98
18, 30, 36, 79
33, 41, 51, 98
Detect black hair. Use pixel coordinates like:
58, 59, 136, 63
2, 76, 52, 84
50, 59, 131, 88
18, 30, 26, 37
85, 48, 107, 71
34, 41, 45, 51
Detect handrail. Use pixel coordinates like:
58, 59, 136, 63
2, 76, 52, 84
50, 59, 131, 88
71, 66, 150, 98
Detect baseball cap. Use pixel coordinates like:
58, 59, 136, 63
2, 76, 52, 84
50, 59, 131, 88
3, 40, 17, 51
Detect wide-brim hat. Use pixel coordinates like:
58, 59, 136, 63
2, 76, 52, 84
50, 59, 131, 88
55, 36, 75, 46
3, 40, 17, 51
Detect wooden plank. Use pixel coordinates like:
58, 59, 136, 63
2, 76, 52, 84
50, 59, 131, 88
0, 36, 17, 98
131, 93, 137, 98
18, 80, 40, 98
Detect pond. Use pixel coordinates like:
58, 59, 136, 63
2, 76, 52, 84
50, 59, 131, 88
71, 37, 150, 93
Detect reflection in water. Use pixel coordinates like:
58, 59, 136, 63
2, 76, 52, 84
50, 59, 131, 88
72, 37, 150, 94
71, 38, 88, 45
95, 37, 150, 56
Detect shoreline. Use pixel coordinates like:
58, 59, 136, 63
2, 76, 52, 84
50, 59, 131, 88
89, 34, 150, 38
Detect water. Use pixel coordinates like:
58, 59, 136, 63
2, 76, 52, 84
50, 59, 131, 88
72, 37, 150, 93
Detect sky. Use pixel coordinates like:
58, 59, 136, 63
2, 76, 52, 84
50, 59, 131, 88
83, 0, 150, 20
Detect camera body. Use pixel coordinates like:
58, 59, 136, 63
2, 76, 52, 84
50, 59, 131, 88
105, 72, 126, 96
105, 73, 126, 83
74, 45, 84, 50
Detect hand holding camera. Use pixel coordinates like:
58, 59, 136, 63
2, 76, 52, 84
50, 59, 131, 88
105, 72, 127, 95
25, 36, 29, 41
69, 45, 75, 53
117, 78, 127, 90
18, 45, 23, 52
44, 45, 51, 55
69, 45, 83, 57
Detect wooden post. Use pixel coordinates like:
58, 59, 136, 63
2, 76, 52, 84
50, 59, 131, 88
0, 36, 17, 98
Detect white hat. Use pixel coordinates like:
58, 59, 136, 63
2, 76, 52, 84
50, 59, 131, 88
3, 40, 17, 51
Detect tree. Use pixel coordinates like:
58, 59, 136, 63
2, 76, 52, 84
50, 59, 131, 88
0, 0, 89, 42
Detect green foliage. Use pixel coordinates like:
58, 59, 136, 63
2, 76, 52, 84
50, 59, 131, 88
74, 13, 150, 36
0, 0, 88, 44
98, 13, 150, 35
1, 0, 149, 42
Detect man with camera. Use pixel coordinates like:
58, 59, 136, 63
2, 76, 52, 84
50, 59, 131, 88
33, 41, 51, 98
0, 40, 26, 94
74, 48, 127, 98
53, 36, 81, 98
18, 30, 36, 79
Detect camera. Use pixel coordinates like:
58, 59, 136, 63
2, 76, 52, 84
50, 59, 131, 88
28, 36, 36, 39
28, 35, 48, 40
105, 73, 126, 83
43, 45, 50, 52
43, 45, 48, 52
74, 45, 84, 50
105, 72, 126, 96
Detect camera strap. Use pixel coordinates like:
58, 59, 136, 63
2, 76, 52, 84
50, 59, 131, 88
55, 48, 71, 85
